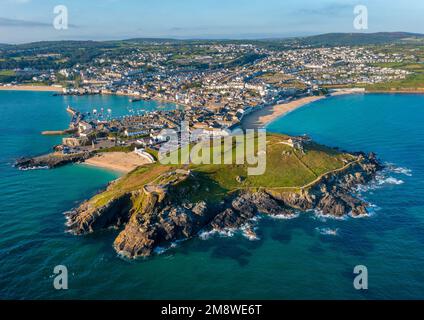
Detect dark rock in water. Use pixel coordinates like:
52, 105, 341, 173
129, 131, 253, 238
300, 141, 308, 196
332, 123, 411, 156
66, 193, 133, 235
16, 152, 91, 170
192, 201, 208, 216
211, 207, 254, 231
113, 199, 214, 258
66, 152, 383, 259
273, 152, 382, 218
109, 175, 216, 258
317, 193, 347, 217
210, 192, 294, 231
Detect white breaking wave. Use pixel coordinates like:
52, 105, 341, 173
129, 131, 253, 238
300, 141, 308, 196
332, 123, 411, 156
267, 212, 300, 220
242, 232, 260, 241
377, 177, 404, 185
312, 209, 348, 221
356, 172, 405, 194
19, 166, 49, 171
198, 223, 260, 241
153, 241, 180, 255
153, 246, 168, 255
362, 203, 381, 218
198, 228, 236, 240
240, 224, 260, 241
316, 227, 339, 236
356, 163, 410, 194
385, 163, 412, 176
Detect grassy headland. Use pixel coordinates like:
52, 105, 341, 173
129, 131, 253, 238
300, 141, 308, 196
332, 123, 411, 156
88, 133, 354, 209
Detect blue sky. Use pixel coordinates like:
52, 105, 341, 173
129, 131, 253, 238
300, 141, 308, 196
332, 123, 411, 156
0, 0, 423, 43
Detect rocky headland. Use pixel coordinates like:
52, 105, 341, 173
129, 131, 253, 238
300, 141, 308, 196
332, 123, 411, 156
65, 134, 383, 259
15, 152, 91, 170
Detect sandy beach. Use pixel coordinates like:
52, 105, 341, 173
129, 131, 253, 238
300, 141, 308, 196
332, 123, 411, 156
0, 85, 63, 92
241, 95, 325, 130
84, 152, 153, 173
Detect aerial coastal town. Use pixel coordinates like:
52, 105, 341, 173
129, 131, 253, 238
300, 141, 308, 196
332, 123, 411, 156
1, 36, 422, 168
2, 0, 424, 301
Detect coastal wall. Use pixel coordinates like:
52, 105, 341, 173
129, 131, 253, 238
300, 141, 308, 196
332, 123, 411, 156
42, 128, 77, 136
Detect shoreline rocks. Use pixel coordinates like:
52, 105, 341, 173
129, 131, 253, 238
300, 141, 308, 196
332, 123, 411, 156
65, 152, 383, 259
15, 152, 91, 170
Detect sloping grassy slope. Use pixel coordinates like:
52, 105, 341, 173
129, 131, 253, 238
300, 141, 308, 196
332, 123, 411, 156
87, 134, 353, 209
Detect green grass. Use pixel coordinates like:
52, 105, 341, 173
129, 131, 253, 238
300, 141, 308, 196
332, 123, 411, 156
145, 147, 159, 161
23, 82, 50, 86
91, 164, 173, 207
94, 145, 158, 161
191, 134, 349, 191
87, 133, 353, 209
0, 70, 15, 76
366, 62, 424, 91
0, 70, 16, 82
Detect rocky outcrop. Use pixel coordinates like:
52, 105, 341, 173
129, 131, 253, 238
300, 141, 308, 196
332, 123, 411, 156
66, 152, 383, 259
114, 202, 212, 258
113, 184, 216, 258
272, 152, 382, 217
66, 193, 133, 235
210, 192, 294, 231
16, 152, 91, 170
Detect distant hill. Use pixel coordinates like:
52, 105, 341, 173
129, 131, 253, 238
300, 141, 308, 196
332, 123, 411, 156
8, 40, 112, 50
123, 38, 181, 43
2, 32, 424, 49
289, 32, 424, 46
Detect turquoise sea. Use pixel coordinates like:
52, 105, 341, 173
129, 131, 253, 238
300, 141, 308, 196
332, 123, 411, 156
0, 91, 423, 299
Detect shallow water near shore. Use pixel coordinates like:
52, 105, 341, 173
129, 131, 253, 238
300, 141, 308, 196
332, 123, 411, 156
1, 91, 424, 299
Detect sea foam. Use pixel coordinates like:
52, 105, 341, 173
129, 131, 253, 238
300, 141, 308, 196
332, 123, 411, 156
18, 166, 49, 171
198, 228, 236, 240
311, 209, 348, 221
385, 163, 412, 176
316, 227, 339, 236
377, 177, 404, 185
267, 212, 300, 220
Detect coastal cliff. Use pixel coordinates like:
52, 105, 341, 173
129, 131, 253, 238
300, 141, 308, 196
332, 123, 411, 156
65, 134, 382, 259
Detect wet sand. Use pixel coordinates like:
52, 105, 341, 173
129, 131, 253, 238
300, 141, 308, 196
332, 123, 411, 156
84, 152, 153, 173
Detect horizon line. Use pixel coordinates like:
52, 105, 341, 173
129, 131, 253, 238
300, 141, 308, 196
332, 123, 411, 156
2, 31, 424, 46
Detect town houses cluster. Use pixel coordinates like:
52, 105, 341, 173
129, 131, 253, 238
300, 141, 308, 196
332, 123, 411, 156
1, 42, 414, 154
